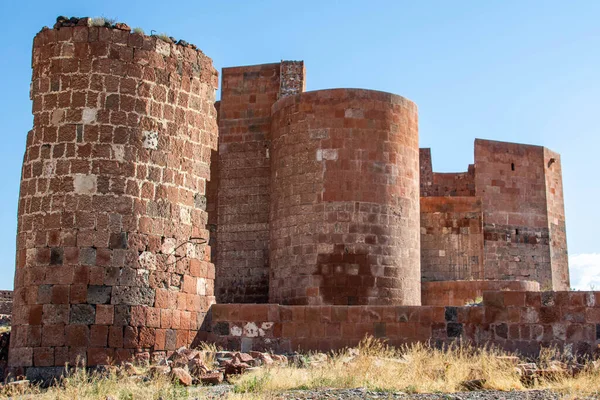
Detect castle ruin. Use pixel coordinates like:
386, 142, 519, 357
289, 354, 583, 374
10, 19, 591, 379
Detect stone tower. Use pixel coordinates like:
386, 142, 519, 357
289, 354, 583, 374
9, 19, 218, 375
269, 89, 421, 305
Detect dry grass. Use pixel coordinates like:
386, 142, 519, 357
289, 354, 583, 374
465, 296, 483, 306
155, 33, 173, 43
90, 17, 117, 27
544, 369, 600, 399
3, 338, 600, 399
0, 367, 190, 399
232, 337, 523, 395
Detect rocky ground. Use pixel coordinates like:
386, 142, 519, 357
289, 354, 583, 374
193, 386, 579, 399
274, 388, 566, 399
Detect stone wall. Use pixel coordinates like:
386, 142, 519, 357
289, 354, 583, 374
269, 89, 420, 306
420, 140, 569, 290
206, 290, 600, 357
212, 63, 279, 304
0, 291, 13, 315
420, 149, 475, 197
420, 197, 484, 282
544, 148, 569, 290
211, 62, 306, 304
10, 20, 218, 373
474, 140, 553, 287
421, 280, 539, 306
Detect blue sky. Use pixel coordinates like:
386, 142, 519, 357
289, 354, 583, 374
0, 1, 598, 290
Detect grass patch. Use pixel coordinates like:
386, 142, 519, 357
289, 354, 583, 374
3, 338, 600, 399
155, 33, 173, 43
231, 337, 523, 394
0, 366, 188, 399
90, 17, 117, 27
465, 296, 483, 306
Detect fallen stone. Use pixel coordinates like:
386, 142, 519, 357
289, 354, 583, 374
271, 354, 288, 364
7, 379, 30, 388
114, 23, 131, 31
233, 352, 254, 364
171, 367, 192, 386
224, 360, 249, 376
169, 348, 190, 369
121, 362, 140, 376
461, 379, 486, 391
259, 353, 274, 365
148, 365, 171, 377
517, 363, 537, 376
216, 351, 233, 359
548, 360, 568, 371
188, 358, 208, 377
199, 372, 223, 385
185, 349, 200, 360
536, 368, 567, 380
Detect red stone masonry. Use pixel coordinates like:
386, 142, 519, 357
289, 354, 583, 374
420, 197, 484, 282
544, 148, 569, 290
212, 62, 305, 304
419, 140, 569, 290
206, 290, 600, 357
420, 149, 475, 197
475, 140, 558, 288
10, 23, 218, 373
10, 39, 574, 373
421, 280, 540, 306
0, 291, 13, 315
269, 89, 421, 306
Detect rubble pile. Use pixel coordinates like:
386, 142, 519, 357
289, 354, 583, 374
515, 360, 587, 384
112, 347, 290, 387
460, 356, 590, 391
1, 341, 597, 391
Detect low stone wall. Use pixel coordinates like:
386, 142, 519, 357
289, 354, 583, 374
421, 280, 540, 306
0, 291, 12, 315
205, 291, 600, 357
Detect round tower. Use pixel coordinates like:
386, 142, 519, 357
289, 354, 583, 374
10, 19, 218, 373
269, 89, 421, 305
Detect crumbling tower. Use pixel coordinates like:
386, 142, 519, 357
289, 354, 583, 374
10, 19, 218, 374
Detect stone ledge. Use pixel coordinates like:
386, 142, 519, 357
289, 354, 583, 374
204, 291, 600, 357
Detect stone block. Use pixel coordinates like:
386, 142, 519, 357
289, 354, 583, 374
87, 285, 112, 304
111, 286, 155, 306
70, 304, 96, 324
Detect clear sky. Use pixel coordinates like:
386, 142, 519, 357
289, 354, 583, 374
0, 1, 598, 290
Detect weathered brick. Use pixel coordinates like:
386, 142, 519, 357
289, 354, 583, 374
70, 304, 96, 324
87, 285, 112, 304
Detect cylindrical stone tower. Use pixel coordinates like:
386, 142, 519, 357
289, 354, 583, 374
269, 89, 420, 306
10, 19, 218, 374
